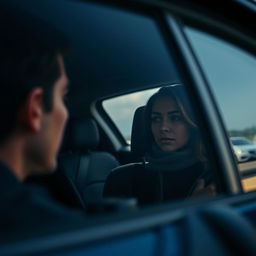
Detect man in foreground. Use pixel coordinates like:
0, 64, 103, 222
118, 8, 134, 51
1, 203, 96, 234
0, 6, 86, 237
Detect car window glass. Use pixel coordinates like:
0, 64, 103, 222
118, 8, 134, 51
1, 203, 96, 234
185, 27, 256, 193
11, 1, 220, 207
103, 88, 159, 143
1, 0, 226, 244
10, 0, 181, 115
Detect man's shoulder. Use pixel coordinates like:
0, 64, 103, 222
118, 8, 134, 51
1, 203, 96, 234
0, 163, 86, 235
1, 178, 84, 216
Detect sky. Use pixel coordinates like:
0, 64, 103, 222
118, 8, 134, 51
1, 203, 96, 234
185, 28, 256, 131
103, 88, 158, 140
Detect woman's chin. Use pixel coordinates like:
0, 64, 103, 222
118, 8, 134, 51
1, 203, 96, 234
159, 144, 177, 152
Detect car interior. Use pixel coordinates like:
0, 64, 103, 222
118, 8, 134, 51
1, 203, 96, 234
1, 0, 256, 255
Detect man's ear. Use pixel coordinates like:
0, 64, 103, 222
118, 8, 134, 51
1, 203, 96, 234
19, 87, 44, 133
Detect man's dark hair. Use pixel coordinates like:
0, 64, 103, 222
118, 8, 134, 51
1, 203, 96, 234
0, 5, 69, 143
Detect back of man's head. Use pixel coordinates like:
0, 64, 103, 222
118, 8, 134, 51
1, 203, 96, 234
0, 5, 68, 143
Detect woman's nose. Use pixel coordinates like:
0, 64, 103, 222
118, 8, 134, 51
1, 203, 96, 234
160, 119, 171, 132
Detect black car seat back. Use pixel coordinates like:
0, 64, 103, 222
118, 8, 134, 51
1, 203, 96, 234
59, 118, 119, 205
130, 106, 147, 158
103, 106, 147, 200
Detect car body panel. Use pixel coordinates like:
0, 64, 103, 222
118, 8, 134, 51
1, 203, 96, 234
233, 145, 251, 162
231, 137, 256, 160
2, 192, 256, 256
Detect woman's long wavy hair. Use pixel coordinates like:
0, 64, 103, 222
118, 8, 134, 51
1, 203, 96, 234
144, 85, 206, 163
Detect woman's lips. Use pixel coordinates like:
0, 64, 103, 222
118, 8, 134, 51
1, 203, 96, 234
160, 138, 175, 143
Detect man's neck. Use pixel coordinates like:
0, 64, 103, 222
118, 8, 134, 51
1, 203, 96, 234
0, 138, 26, 181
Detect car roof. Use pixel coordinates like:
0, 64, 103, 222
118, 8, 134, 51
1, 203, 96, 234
231, 137, 250, 140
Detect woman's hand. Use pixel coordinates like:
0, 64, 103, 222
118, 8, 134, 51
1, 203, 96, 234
191, 179, 216, 198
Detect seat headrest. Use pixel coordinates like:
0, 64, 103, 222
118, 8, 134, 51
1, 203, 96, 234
62, 118, 100, 152
131, 106, 148, 157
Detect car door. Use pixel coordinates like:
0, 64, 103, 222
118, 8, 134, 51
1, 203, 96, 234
1, 0, 255, 255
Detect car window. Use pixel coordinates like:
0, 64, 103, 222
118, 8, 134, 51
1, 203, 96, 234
3, 0, 220, 212
103, 88, 159, 144
185, 27, 256, 193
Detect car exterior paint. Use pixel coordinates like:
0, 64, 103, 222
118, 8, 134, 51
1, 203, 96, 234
231, 137, 256, 161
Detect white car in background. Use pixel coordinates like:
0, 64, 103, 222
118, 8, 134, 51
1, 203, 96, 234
230, 137, 256, 162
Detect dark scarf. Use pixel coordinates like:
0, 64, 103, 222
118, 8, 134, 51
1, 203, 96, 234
144, 143, 198, 172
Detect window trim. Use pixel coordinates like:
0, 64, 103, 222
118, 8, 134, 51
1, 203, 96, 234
3, 190, 256, 255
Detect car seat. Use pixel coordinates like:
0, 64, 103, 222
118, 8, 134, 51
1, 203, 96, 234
58, 117, 119, 207
103, 106, 148, 200
130, 106, 147, 159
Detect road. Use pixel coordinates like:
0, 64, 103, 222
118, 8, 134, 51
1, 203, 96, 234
239, 160, 256, 173
239, 160, 256, 192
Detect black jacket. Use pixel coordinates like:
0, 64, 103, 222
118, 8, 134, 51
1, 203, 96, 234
0, 161, 86, 241
104, 161, 208, 205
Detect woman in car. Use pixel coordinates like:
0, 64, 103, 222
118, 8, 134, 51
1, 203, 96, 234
104, 85, 216, 205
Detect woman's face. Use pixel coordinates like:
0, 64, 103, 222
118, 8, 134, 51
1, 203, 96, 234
151, 96, 189, 152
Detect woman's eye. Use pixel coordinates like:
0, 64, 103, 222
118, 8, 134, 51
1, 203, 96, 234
170, 115, 183, 122
151, 116, 162, 123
